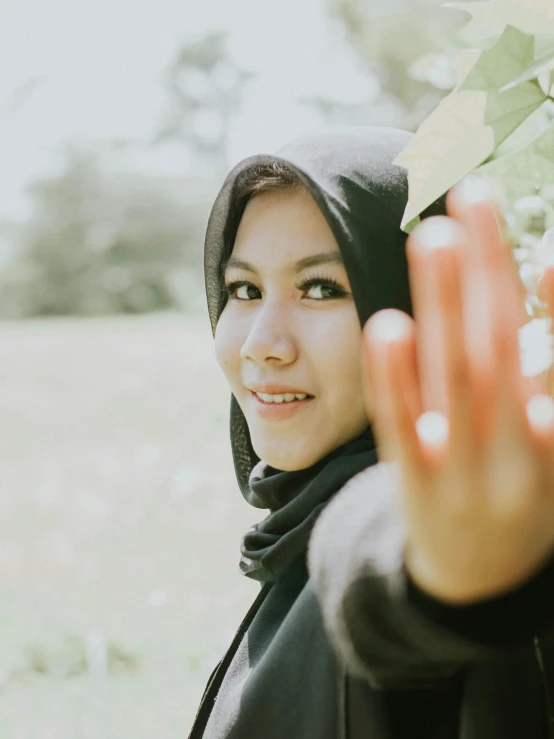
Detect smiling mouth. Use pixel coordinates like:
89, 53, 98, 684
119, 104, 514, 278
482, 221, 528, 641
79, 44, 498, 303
250, 391, 315, 404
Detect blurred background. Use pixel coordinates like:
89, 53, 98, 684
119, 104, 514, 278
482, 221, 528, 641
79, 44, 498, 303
0, 0, 486, 735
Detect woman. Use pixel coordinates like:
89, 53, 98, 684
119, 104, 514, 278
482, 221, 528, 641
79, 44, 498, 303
190, 126, 554, 738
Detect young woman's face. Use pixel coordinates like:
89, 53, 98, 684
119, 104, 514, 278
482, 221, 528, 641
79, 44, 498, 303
214, 187, 370, 471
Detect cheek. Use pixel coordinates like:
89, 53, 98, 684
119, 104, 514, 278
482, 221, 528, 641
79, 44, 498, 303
214, 314, 241, 381
316, 317, 363, 389
320, 331, 365, 420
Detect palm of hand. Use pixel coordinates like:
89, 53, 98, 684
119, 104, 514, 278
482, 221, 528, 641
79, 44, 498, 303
361, 176, 554, 605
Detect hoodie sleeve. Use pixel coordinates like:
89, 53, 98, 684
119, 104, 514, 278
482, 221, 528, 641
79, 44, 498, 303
307, 461, 554, 690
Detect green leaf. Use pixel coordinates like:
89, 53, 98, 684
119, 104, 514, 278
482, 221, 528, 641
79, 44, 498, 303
395, 91, 494, 231
476, 123, 554, 204
499, 44, 554, 92
394, 25, 546, 231
491, 104, 551, 160
442, 0, 554, 42
457, 26, 546, 146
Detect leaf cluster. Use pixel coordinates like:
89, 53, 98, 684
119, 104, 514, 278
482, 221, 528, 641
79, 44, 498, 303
395, 4, 554, 234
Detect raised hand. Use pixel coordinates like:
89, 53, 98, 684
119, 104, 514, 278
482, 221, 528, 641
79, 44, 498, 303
361, 175, 554, 605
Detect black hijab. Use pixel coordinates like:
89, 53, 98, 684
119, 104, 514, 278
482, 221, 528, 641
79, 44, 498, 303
204, 126, 447, 582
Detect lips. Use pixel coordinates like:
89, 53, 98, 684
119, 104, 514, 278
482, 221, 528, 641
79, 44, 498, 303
247, 385, 314, 397
250, 390, 315, 419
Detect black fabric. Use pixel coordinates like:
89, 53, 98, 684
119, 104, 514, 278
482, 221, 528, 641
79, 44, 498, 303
239, 429, 377, 581
405, 547, 554, 646
308, 460, 554, 738
188, 583, 273, 739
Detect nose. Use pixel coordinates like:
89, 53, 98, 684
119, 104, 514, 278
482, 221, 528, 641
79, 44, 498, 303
240, 301, 297, 365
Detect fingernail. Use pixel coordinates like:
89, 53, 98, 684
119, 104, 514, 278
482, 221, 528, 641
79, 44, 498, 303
454, 174, 491, 204
413, 216, 463, 250
367, 310, 411, 343
415, 410, 449, 448
527, 394, 554, 431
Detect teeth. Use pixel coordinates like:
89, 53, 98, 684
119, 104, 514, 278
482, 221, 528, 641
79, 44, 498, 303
255, 392, 309, 403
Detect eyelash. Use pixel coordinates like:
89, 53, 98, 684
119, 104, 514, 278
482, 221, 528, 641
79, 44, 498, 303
224, 274, 347, 302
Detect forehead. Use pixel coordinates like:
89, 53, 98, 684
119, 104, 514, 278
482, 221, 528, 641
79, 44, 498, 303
228, 189, 342, 270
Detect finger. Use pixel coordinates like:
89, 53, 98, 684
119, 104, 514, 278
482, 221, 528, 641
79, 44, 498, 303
362, 310, 403, 464
389, 314, 427, 466
447, 176, 528, 332
486, 229, 554, 458
432, 243, 479, 472
447, 175, 509, 267
488, 199, 529, 328
406, 216, 460, 416
447, 178, 506, 445
490, 251, 535, 445
363, 310, 426, 479
448, 176, 528, 328
526, 393, 554, 453
476, 193, 534, 433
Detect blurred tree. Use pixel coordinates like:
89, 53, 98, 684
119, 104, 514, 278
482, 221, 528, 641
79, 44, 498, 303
299, 92, 407, 130
156, 32, 253, 178
328, 0, 470, 130
0, 145, 215, 318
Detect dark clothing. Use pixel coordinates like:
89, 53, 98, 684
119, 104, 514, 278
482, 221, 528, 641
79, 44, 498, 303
238, 431, 377, 582
308, 461, 554, 739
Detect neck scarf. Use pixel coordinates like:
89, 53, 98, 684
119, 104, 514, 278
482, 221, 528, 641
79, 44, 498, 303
203, 126, 447, 582
240, 427, 378, 581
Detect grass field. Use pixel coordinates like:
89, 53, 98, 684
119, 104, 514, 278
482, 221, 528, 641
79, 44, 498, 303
0, 311, 260, 738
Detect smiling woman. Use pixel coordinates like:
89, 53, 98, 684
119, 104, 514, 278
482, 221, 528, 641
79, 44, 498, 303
215, 173, 369, 473
191, 127, 554, 739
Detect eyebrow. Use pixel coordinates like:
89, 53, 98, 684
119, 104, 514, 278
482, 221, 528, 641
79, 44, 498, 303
223, 252, 344, 276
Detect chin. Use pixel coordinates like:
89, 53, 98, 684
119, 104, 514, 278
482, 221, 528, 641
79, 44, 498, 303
253, 440, 323, 472
254, 448, 301, 471
265, 458, 305, 472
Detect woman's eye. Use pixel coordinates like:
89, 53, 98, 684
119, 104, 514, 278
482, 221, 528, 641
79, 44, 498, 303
236, 283, 259, 300
224, 279, 346, 301
225, 281, 259, 300
306, 281, 341, 300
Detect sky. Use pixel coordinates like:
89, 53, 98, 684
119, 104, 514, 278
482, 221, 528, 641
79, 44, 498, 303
0, 0, 374, 222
